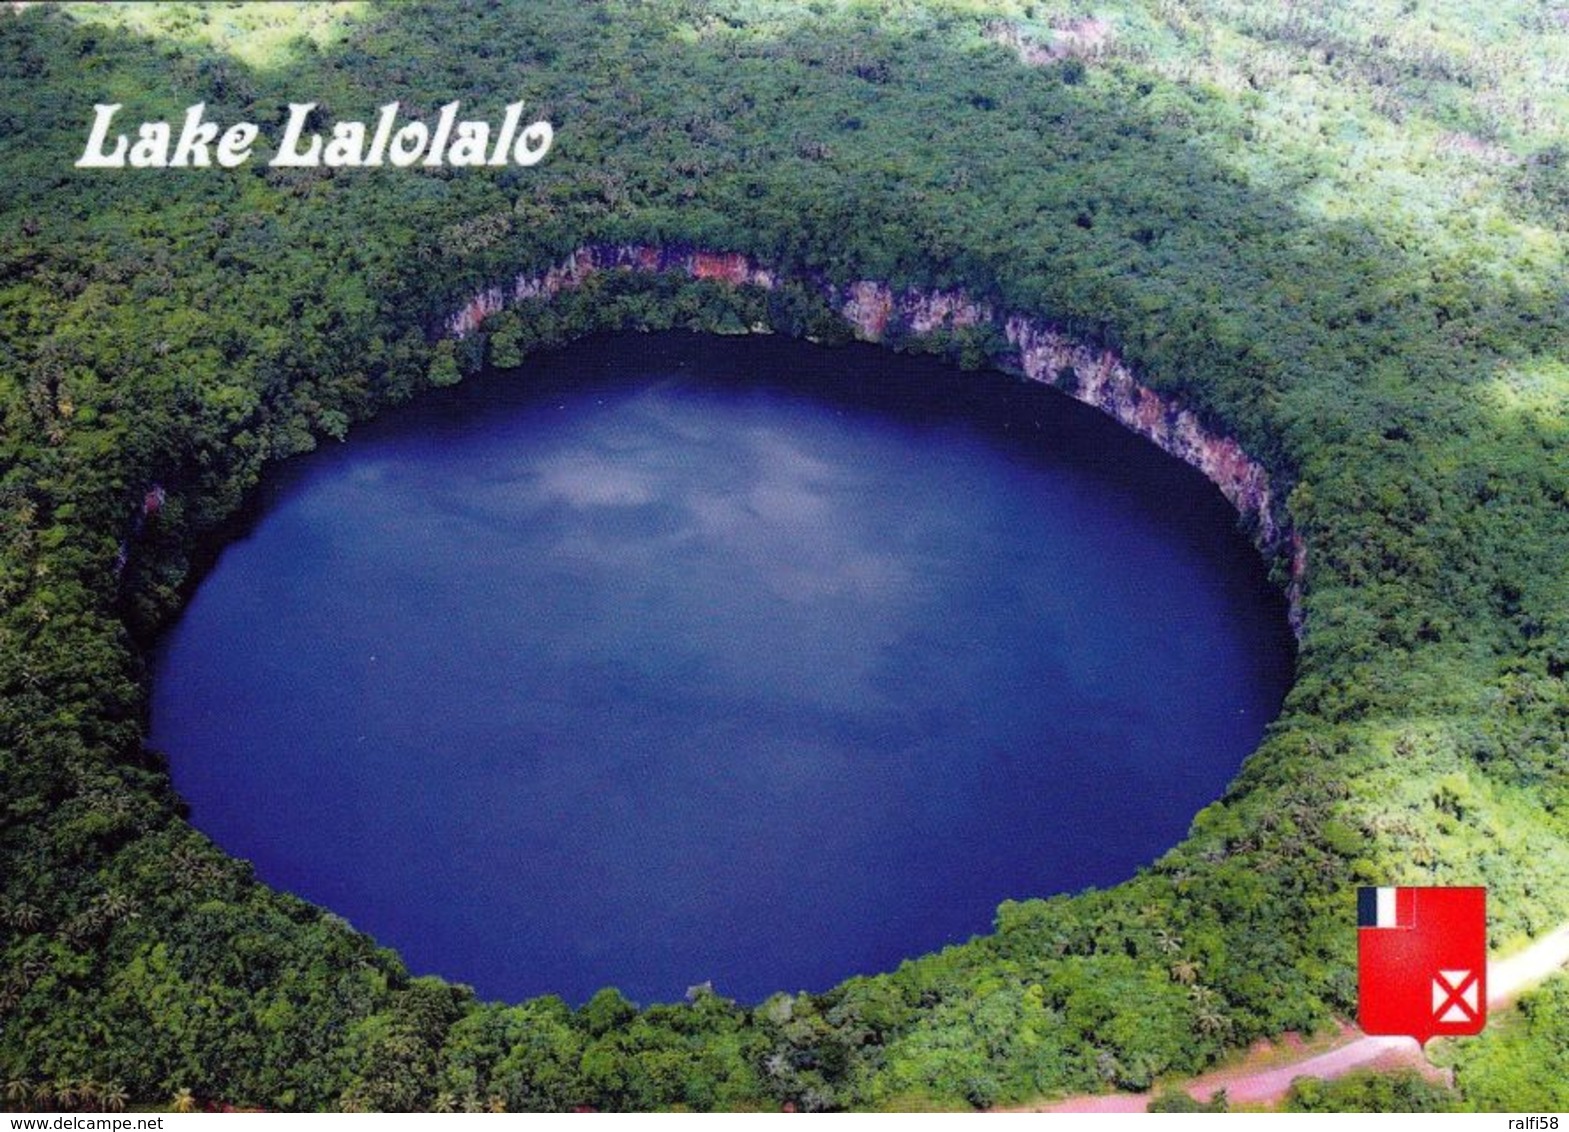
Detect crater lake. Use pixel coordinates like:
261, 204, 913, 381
150, 332, 1295, 1006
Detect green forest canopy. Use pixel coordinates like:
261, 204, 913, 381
1, 0, 1566, 1112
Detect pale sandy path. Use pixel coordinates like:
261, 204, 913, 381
1020, 921, 1569, 1112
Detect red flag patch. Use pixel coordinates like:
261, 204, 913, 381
1357, 885, 1487, 1046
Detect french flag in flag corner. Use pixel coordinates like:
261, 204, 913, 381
1358, 886, 1415, 930
1357, 886, 1487, 1046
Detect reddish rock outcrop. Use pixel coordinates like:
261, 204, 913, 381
691, 250, 767, 286
446, 245, 1304, 634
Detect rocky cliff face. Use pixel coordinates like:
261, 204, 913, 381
445, 246, 774, 337
447, 245, 1304, 635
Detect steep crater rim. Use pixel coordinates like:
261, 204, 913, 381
446, 244, 1306, 637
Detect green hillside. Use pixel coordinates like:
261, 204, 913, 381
1, 0, 1565, 1111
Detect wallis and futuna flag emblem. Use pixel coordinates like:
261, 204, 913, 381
1357, 886, 1487, 1045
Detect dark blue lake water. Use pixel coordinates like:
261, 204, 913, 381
151, 332, 1293, 1007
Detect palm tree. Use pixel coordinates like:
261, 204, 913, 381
5, 1078, 31, 1107
1188, 984, 1231, 1037
101, 1083, 128, 1113
1170, 958, 1199, 985
1196, 1007, 1231, 1037
172, 1088, 197, 1114
3, 902, 41, 931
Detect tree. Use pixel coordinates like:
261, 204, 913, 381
427, 341, 462, 388
579, 989, 638, 1037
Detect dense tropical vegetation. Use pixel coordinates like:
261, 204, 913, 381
1, 0, 1565, 1111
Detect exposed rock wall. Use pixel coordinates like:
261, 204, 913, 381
446, 244, 1305, 634
445, 246, 773, 337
